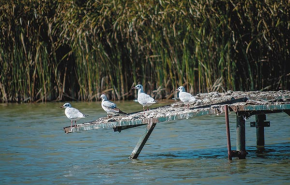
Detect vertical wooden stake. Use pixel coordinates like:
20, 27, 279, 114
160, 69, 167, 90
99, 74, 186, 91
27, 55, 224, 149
129, 120, 157, 159
236, 113, 246, 159
224, 105, 232, 160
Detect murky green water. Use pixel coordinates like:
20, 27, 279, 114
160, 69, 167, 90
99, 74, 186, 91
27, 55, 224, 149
0, 102, 290, 185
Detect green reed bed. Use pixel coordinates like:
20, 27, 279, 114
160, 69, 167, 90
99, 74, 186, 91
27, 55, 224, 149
0, 0, 289, 102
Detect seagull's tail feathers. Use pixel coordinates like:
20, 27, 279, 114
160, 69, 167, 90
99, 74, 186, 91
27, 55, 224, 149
149, 99, 157, 105
149, 97, 157, 104
80, 113, 88, 118
118, 109, 127, 115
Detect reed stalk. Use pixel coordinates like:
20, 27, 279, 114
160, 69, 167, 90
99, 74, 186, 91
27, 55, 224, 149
0, 0, 289, 102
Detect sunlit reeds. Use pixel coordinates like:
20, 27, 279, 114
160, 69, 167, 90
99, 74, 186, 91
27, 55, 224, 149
0, 0, 289, 102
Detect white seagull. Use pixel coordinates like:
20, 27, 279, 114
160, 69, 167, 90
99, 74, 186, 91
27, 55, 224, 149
133, 84, 156, 113
61, 103, 86, 129
100, 94, 127, 117
176, 86, 196, 108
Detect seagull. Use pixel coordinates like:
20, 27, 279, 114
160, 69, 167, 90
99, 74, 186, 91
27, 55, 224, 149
61, 103, 86, 129
176, 86, 196, 108
100, 94, 127, 117
133, 84, 156, 113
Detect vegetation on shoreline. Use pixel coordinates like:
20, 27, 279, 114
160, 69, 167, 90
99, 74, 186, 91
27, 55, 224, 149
0, 0, 289, 102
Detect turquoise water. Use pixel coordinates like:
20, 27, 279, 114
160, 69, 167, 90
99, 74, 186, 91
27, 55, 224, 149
0, 102, 290, 185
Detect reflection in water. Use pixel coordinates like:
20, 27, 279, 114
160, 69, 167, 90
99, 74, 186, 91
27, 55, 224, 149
0, 102, 289, 184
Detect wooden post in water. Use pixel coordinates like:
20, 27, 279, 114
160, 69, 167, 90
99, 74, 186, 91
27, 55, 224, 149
256, 114, 266, 147
236, 113, 246, 159
130, 119, 157, 159
224, 105, 232, 160
250, 114, 269, 152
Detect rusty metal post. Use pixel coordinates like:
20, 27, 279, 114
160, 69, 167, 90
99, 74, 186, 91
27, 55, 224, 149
236, 113, 246, 159
224, 105, 232, 160
129, 119, 157, 159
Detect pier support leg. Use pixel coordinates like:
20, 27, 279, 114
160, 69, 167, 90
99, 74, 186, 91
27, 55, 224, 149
284, 110, 290, 117
250, 114, 270, 152
256, 115, 265, 147
129, 121, 157, 159
224, 105, 232, 160
236, 113, 246, 159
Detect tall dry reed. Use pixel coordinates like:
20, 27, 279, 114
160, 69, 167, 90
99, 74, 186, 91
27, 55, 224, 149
0, 0, 289, 102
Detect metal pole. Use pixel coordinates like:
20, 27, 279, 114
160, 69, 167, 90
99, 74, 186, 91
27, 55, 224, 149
236, 113, 246, 159
224, 105, 232, 160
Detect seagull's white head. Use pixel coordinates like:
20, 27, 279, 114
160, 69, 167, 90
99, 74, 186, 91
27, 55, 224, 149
176, 86, 186, 92
61, 103, 72, 108
100, 94, 108, 100
133, 84, 143, 91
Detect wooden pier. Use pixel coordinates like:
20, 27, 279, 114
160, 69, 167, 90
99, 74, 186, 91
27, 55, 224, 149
63, 90, 290, 160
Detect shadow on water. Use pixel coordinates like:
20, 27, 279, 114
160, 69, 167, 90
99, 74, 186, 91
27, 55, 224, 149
249, 143, 290, 159
138, 142, 290, 160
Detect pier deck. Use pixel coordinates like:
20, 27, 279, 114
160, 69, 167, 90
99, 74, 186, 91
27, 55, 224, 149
63, 90, 290, 159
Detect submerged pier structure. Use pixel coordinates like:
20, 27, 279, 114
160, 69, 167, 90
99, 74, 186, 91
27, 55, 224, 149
63, 90, 290, 160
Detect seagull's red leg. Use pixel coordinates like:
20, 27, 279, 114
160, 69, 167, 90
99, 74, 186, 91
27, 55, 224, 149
71, 120, 73, 128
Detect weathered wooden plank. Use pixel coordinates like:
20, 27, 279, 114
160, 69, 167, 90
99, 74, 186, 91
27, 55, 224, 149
230, 104, 290, 112
64, 103, 290, 134
63, 119, 146, 134
63, 91, 290, 134
113, 124, 146, 133
130, 119, 157, 159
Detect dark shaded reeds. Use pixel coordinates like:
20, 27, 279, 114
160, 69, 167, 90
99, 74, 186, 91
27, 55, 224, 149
0, 0, 289, 102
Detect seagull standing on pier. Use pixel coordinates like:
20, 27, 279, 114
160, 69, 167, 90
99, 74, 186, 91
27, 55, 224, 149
176, 86, 196, 108
133, 84, 156, 113
61, 103, 86, 129
100, 94, 127, 117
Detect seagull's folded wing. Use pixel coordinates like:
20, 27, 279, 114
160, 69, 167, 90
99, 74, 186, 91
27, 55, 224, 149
140, 93, 155, 103
180, 92, 195, 102
68, 108, 86, 118
103, 101, 117, 109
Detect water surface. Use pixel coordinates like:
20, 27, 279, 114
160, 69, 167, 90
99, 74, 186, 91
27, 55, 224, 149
0, 102, 290, 184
